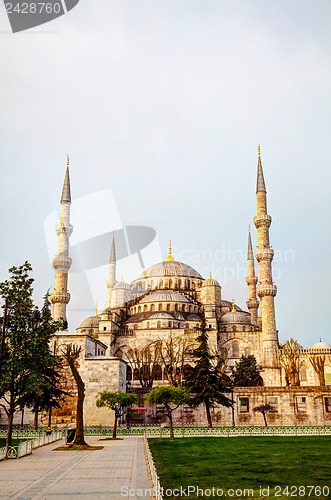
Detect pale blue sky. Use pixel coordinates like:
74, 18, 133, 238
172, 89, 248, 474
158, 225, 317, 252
0, 0, 330, 346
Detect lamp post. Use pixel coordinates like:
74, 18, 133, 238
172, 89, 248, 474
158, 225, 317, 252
231, 380, 236, 429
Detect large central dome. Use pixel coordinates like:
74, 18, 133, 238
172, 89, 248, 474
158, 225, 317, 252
137, 260, 203, 280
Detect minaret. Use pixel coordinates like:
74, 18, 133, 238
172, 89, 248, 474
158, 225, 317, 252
50, 157, 73, 323
253, 146, 279, 372
105, 230, 117, 308
245, 226, 259, 326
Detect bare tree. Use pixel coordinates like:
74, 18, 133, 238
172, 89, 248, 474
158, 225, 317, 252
253, 404, 272, 427
123, 341, 163, 388
158, 335, 195, 386
310, 355, 327, 386
278, 339, 304, 386
61, 345, 87, 446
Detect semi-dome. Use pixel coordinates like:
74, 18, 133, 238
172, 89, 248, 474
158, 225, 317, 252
311, 341, 331, 349
187, 314, 201, 321
220, 311, 251, 325
137, 260, 203, 280
139, 291, 189, 303
78, 315, 100, 329
149, 312, 174, 320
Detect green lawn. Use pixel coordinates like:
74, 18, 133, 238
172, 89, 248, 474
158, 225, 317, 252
148, 436, 331, 499
0, 438, 22, 448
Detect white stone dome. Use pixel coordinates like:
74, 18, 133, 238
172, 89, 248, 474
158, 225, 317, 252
220, 311, 251, 325
139, 291, 189, 303
202, 277, 220, 287
78, 315, 100, 329
311, 341, 331, 349
137, 260, 203, 280
113, 281, 131, 290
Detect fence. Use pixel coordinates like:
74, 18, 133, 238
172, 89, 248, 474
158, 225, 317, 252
143, 432, 163, 500
0, 431, 63, 461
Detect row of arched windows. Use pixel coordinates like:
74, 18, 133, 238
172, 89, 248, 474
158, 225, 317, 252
126, 364, 192, 382
132, 278, 202, 292
131, 321, 200, 330
220, 342, 253, 359
131, 303, 199, 314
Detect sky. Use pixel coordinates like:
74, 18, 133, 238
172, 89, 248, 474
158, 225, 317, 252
0, 0, 330, 347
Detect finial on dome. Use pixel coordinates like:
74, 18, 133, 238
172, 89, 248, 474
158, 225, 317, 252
258, 144, 260, 157
165, 240, 174, 261
94, 302, 98, 316
67, 155, 69, 166
209, 272, 212, 279
231, 297, 236, 312
248, 225, 250, 232
121, 275, 124, 282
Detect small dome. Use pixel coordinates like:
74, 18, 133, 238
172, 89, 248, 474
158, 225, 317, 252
202, 277, 220, 287
187, 314, 201, 321
113, 281, 131, 290
311, 341, 331, 349
149, 312, 174, 320
220, 311, 251, 325
78, 315, 100, 329
139, 291, 189, 303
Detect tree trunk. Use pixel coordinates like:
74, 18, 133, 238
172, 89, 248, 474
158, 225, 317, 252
33, 407, 39, 430
67, 358, 87, 446
113, 414, 118, 439
6, 404, 14, 449
168, 411, 174, 441
318, 371, 325, 386
263, 412, 268, 428
205, 401, 212, 428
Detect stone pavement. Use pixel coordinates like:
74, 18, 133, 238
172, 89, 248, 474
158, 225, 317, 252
0, 436, 152, 499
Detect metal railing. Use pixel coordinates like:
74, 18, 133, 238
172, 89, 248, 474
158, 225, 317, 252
0, 431, 63, 461
143, 432, 163, 500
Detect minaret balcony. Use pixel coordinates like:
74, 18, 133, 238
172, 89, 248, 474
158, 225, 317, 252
253, 214, 272, 229
50, 291, 71, 304
255, 248, 274, 262
245, 276, 258, 286
55, 223, 73, 236
246, 298, 259, 309
52, 255, 72, 272
257, 283, 277, 297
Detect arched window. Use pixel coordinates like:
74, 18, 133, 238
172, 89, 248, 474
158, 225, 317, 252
157, 321, 161, 329
126, 365, 132, 381
138, 306, 141, 313
168, 321, 172, 328
182, 304, 185, 312
232, 341, 239, 358
186, 323, 189, 329
147, 321, 150, 329
151, 304, 155, 311
300, 365, 307, 382
158, 303, 162, 311
244, 347, 252, 357
144, 305, 148, 312
187, 280, 190, 289
220, 348, 227, 360
166, 303, 170, 311
169, 279, 173, 288
175, 303, 178, 311
178, 279, 182, 288
133, 368, 139, 381
160, 280, 163, 288
154, 365, 162, 381
196, 323, 199, 329
188, 305, 192, 313
134, 324, 138, 329
150, 280, 154, 289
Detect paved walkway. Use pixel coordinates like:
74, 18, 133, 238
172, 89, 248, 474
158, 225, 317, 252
0, 436, 152, 499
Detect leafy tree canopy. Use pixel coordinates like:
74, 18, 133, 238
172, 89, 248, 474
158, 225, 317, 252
231, 354, 263, 387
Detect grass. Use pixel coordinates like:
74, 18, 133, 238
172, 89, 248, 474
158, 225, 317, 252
0, 438, 23, 448
148, 436, 331, 499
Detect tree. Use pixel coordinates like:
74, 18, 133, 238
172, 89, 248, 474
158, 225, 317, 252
123, 341, 162, 388
231, 354, 264, 387
145, 386, 190, 440
0, 263, 61, 449
185, 314, 232, 428
253, 404, 272, 427
96, 391, 138, 439
278, 339, 303, 386
61, 345, 87, 446
310, 355, 328, 386
158, 335, 195, 387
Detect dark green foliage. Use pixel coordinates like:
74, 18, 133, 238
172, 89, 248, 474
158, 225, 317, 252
0, 263, 62, 447
231, 354, 264, 387
96, 391, 138, 438
185, 313, 232, 427
149, 436, 331, 499
145, 386, 190, 440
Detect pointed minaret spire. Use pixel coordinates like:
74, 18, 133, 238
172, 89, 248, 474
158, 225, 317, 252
246, 226, 259, 326
61, 156, 71, 203
50, 157, 73, 324
253, 148, 279, 378
256, 145, 266, 194
105, 230, 117, 308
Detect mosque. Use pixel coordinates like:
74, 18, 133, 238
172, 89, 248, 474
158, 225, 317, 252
48, 149, 331, 427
